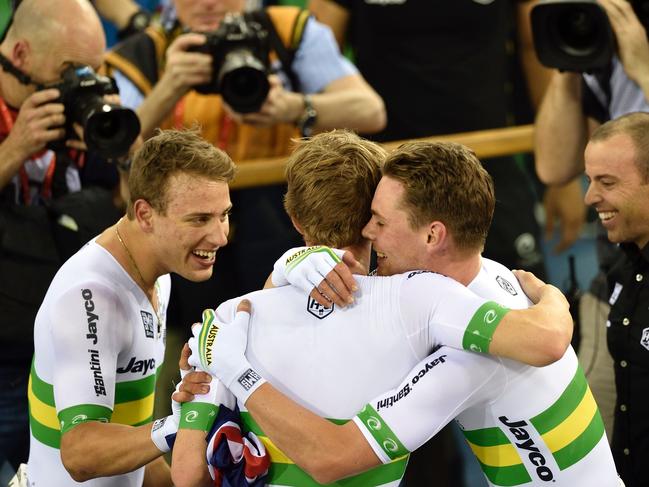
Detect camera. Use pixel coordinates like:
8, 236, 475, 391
45, 65, 140, 159
189, 12, 271, 114
531, 0, 649, 72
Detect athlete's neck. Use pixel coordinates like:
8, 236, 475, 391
430, 251, 482, 287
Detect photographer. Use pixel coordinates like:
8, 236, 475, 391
535, 0, 649, 483
0, 0, 137, 481
102, 0, 386, 410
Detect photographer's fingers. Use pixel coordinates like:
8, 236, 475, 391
169, 32, 208, 52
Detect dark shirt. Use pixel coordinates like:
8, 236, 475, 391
607, 242, 649, 487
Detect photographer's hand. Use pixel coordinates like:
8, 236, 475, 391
136, 34, 212, 139
600, 0, 649, 93
223, 75, 303, 127
5, 89, 65, 158
0, 89, 65, 189
162, 34, 213, 95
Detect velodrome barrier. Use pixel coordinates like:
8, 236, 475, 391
230, 124, 535, 189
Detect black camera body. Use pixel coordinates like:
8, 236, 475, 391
189, 13, 271, 114
532, 0, 649, 72
46, 65, 140, 159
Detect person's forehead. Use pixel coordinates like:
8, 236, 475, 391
586, 135, 637, 173
166, 173, 229, 204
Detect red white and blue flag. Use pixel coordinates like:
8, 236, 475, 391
206, 405, 270, 487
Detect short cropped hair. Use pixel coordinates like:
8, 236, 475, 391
590, 111, 649, 181
383, 141, 494, 252
127, 129, 236, 218
284, 130, 386, 248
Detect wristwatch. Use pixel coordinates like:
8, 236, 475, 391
297, 94, 317, 137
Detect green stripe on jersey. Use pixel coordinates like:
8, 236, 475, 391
115, 372, 156, 402
462, 301, 509, 354
267, 458, 407, 487
241, 411, 407, 486
461, 366, 606, 484
355, 404, 409, 461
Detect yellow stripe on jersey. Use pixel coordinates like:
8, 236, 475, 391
541, 386, 598, 452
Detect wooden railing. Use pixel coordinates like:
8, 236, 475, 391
230, 124, 535, 189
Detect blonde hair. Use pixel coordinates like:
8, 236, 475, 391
127, 129, 236, 218
284, 130, 386, 247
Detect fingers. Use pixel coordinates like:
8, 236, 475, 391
309, 287, 332, 307
179, 343, 192, 371
236, 298, 251, 314
24, 88, 61, 107
171, 389, 194, 403
342, 250, 364, 275
169, 32, 208, 51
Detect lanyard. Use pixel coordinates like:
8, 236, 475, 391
0, 97, 56, 204
173, 96, 234, 151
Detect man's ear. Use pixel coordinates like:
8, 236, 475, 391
426, 220, 448, 249
11, 39, 30, 70
133, 199, 155, 232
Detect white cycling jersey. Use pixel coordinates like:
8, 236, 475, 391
353, 260, 620, 486
215, 263, 512, 486
27, 240, 170, 487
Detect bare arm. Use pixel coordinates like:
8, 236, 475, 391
93, 0, 140, 29
517, 0, 553, 110
229, 73, 386, 135
310, 74, 386, 134
60, 421, 167, 483
244, 383, 380, 484
534, 71, 589, 184
490, 271, 573, 366
143, 456, 173, 487
171, 429, 212, 487
308, 0, 351, 50
600, 0, 649, 98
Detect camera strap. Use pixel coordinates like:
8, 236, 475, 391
250, 10, 301, 93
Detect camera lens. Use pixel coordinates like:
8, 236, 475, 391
552, 6, 600, 56
77, 98, 140, 159
218, 49, 269, 114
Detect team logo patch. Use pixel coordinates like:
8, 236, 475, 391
641, 328, 649, 351
496, 276, 518, 296
140, 311, 155, 338
238, 368, 262, 391
307, 296, 334, 319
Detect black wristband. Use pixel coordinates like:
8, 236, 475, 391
117, 9, 151, 41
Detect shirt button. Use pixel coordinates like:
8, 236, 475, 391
621, 404, 627, 412
624, 448, 630, 455
621, 360, 628, 368
623, 318, 630, 326
636, 274, 644, 282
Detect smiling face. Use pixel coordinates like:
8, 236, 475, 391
174, 0, 247, 32
361, 176, 431, 276
584, 134, 649, 248
150, 172, 232, 282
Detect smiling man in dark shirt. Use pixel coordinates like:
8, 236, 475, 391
584, 111, 649, 487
